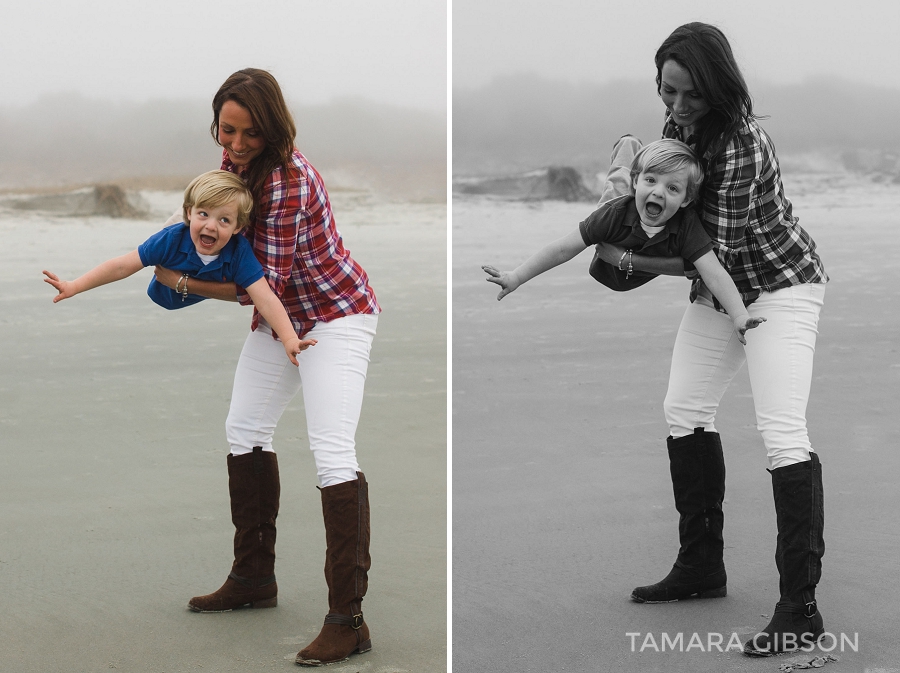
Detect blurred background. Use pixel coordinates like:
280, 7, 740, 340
0, 0, 447, 201
453, 0, 900, 188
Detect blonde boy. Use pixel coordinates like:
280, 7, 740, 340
43, 170, 314, 364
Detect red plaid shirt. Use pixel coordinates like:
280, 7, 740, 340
223, 149, 380, 338
663, 114, 828, 307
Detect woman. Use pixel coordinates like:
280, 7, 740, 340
155, 68, 380, 667
596, 23, 828, 656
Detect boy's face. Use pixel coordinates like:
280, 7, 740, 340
187, 202, 241, 256
632, 166, 692, 226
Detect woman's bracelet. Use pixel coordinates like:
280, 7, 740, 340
618, 250, 629, 271
176, 273, 190, 301
626, 250, 634, 279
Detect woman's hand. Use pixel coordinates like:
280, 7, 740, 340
594, 242, 626, 266
282, 337, 317, 366
482, 265, 521, 300
153, 265, 182, 290
42, 270, 75, 302
733, 314, 767, 345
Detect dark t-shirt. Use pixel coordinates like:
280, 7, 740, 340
578, 194, 713, 291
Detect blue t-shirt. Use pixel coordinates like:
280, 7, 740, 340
137, 223, 265, 310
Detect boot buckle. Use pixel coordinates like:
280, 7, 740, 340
352, 613, 364, 630
804, 600, 817, 618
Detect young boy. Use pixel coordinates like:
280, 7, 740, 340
482, 138, 765, 344
43, 170, 315, 365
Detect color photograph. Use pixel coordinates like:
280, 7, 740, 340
0, 1, 447, 670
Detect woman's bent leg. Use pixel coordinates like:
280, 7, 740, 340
226, 329, 303, 456
190, 330, 302, 612
633, 300, 746, 602
664, 297, 747, 438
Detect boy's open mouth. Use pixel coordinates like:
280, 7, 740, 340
200, 234, 217, 247
646, 202, 663, 216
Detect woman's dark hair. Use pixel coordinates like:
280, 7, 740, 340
211, 68, 297, 222
655, 23, 759, 161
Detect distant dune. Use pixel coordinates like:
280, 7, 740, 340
453, 74, 900, 180
0, 95, 446, 202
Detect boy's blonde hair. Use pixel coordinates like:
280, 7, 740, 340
629, 139, 704, 203
182, 170, 254, 230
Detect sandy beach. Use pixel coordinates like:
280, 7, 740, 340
452, 174, 900, 672
0, 190, 447, 672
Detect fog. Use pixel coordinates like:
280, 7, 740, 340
0, 96, 446, 200
453, 75, 900, 177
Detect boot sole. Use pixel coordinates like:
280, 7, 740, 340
187, 596, 278, 613
631, 585, 727, 603
295, 640, 372, 667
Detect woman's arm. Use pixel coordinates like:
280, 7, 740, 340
594, 242, 686, 276
244, 278, 316, 365
693, 251, 765, 344
153, 265, 239, 302
483, 229, 589, 300
43, 250, 144, 302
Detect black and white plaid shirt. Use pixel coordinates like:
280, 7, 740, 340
663, 114, 828, 308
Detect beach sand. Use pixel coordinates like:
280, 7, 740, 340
452, 175, 900, 672
0, 190, 447, 671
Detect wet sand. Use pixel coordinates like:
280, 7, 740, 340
452, 176, 900, 672
0, 191, 447, 671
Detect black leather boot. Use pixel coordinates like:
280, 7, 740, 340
744, 453, 825, 656
632, 428, 727, 602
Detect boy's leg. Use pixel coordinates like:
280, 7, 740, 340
597, 135, 642, 205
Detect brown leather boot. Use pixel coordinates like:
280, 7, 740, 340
189, 447, 280, 612
296, 472, 372, 666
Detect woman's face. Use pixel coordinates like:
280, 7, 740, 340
217, 100, 267, 168
659, 60, 711, 130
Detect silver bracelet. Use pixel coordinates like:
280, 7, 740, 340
618, 251, 629, 271
178, 273, 190, 301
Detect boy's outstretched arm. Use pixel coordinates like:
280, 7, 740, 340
244, 278, 316, 366
693, 251, 766, 345
43, 250, 144, 302
483, 229, 588, 300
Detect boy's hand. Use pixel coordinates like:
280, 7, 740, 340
282, 337, 317, 366
482, 265, 520, 300
734, 315, 766, 345
42, 270, 76, 302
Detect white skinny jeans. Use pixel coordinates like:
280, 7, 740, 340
225, 313, 378, 487
664, 283, 825, 469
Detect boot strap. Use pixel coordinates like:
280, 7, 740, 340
774, 598, 817, 618
228, 571, 276, 589
324, 612, 364, 630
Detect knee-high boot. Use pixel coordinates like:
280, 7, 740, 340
632, 427, 728, 602
296, 472, 372, 667
188, 447, 280, 612
744, 453, 825, 656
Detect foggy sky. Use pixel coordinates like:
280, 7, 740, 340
454, 0, 900, 91
2, 0, 446, 111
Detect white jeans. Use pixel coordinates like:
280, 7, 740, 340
225, 313, 378, 487
664, 283, 826, 469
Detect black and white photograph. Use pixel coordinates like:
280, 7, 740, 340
0, 1, 446, 670
453, 1, 900, 671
